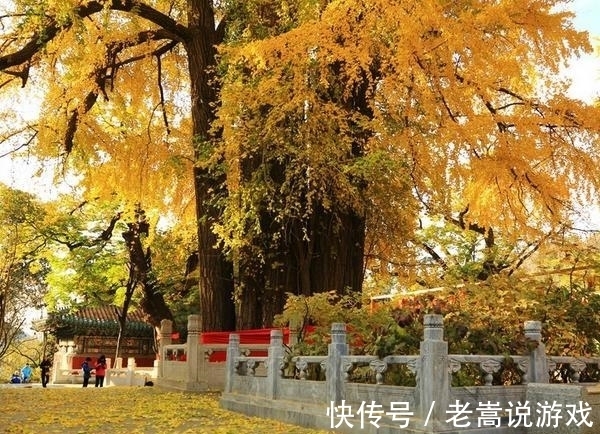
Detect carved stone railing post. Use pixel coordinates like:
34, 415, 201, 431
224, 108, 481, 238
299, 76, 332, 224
517, 357, 529, 384
524, 320, 549, 383
480, 359, 502, 385
419, 314, 449, 432
186, 314, 200, 385
247, 360, 257, 376
266, 329, 284, 399
127, 357, 136, 386
158, 319, 172, 379
326, 323, 348, 405
342, 360, 354, 382
224, 333, 240, 393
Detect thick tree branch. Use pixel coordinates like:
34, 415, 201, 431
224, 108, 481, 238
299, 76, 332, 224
63, 35, 178, 153
1, 63, 29, 87
49, 212, 122, 251
447, 206, 495, 248
64, 89, 99, 154
108, 32, 180, 69
421, 242, 448, 270
215, 18, 227, 44
0, 1, 189, 72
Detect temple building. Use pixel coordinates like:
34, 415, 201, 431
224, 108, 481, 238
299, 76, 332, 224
34, 305, 156, 382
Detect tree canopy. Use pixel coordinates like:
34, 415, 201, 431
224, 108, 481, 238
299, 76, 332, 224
216, 0, 600, 277
1, 0, 599, 331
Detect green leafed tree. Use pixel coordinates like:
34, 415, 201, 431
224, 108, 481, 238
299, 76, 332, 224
42, 198, 179, 347
0, 184, 49, 363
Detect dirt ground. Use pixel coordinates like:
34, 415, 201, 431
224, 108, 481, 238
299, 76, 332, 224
0, 384, 334, 434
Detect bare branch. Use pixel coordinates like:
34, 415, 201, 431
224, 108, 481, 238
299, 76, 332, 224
2, 62, 29, 87
156, 52, 171, 134
68, 201, 88, 216
447, 206, 495, 248
506, 231, 554, 276
0, 130, 37, 158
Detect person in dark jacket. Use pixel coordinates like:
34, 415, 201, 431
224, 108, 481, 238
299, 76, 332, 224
81, 357, 92, 388
10, 371, 21, 384
40, 358, 52, 388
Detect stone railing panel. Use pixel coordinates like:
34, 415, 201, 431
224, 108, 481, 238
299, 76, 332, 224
449, 354, 530, 386
235, 356, 268, 377
221, 315, 600, 433
547, 356, 600, 383
292, 355, 328, 380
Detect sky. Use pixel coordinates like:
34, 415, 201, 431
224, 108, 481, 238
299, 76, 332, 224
564, 0, 600, 102
563, 0, 600, 231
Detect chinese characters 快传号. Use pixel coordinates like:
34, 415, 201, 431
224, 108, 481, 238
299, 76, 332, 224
326, 400, 593, 430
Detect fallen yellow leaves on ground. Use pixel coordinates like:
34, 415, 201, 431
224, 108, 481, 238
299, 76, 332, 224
0, 386, 334, 434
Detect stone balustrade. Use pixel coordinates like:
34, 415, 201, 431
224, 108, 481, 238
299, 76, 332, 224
221, 315, 600, 433
156, 314, 273, 391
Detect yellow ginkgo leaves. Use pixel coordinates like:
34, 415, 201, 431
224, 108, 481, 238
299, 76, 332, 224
0, 386, 333, 434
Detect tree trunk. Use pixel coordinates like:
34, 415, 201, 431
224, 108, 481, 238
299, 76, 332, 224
122, 221, 174, 333
185, 0, 235, 331
184, 1, 368, 331
234, 58, 371, 328
236, 206, 366, 329
235, 249, 264, 329
114, 267, 136, 363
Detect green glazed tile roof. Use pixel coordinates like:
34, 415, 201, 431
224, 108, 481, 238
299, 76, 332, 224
44, 306, 153, 338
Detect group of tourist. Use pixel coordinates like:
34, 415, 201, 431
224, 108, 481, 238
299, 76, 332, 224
9, 359, 52, 387
81, 354, 107, 387
8, 355, 107, 388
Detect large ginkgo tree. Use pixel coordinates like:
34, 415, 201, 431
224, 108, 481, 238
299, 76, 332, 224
1, 0, 599, 330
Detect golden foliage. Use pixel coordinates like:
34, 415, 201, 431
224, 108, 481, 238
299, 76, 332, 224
8, 1, 196, 221
278, 274, 600, 361
0, 387, 333, 434
2, 0, 600, 294
217, 0, 600, 266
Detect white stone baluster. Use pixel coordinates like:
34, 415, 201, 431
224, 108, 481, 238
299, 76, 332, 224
570, 359, 587, 383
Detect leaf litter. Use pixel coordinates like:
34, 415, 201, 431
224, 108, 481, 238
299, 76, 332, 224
0, 387, 333, 434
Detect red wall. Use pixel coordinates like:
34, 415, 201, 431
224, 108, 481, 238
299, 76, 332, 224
71, 356, 155, 369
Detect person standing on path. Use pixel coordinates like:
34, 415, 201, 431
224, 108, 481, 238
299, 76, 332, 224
21, 363, 32, 383
40, 358, 52, 388
94, 355, 107, 387
81, 357, 92, 387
